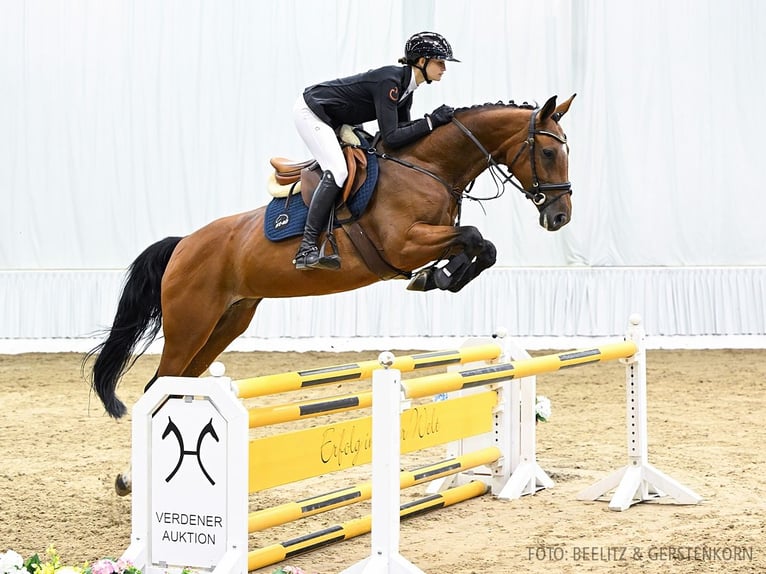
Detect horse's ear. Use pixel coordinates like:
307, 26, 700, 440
538, 96, 558, 122
551, 93, 577, 122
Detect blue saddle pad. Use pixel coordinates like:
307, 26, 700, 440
264, 149, 379, 242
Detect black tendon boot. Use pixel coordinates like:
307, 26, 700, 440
293, 171, 342, 270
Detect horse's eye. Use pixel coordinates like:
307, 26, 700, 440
542, 148, 555, 159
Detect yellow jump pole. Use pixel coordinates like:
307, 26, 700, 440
246, 342, 637, 427
402, 341, 638, 399
248, 391, 373, 428
233, 343, 502, 399
248, 446, 500, 532
247, 481, 488, 572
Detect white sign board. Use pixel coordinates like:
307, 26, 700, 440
150, 397, 229, 567
122, 375, 248, 574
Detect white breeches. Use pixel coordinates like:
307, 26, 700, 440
293, 95, 349, 186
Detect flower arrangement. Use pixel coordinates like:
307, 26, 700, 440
0, 547, 193, 574
535, 395, 551, 423
2, 548, 315, 574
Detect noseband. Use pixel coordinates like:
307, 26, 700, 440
452, 109, 572, 208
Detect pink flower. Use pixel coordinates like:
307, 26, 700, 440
90, 559, 118, 574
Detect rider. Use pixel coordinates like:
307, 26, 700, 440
292, 31, 459, 271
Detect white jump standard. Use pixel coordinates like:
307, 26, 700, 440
577, 314, 703, 510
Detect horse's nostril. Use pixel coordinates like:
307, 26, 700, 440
555, 213, 568, 226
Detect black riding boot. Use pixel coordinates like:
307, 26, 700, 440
293, 171, 342, 270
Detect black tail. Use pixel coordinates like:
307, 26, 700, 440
85, 236, 183, 418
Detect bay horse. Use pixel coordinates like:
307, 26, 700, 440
87, 94, 575, 493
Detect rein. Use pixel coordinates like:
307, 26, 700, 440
361, 146, 458, 198
362, 106, 572, 211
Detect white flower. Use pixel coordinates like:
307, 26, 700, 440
0, 550, 25, 573
536, 395, 551, 422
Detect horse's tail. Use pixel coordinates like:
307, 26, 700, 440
86, 236, 183, 418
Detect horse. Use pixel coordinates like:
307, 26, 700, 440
86, 94, 576, 494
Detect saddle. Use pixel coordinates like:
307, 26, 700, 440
268, 126, 369, 206
265, 127, 406, 281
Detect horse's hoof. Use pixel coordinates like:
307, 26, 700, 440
407, 269, 432, 291
115, 473, 132, 496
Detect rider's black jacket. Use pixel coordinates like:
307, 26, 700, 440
302, 65, 431, 149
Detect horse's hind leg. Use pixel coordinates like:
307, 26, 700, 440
154, 287, 237, 379
184, 298, 261, 376
143, 298, 261, 388
115, 299, 225, 495
114, 299, 261, 496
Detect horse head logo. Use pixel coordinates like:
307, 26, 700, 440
275, 213, 289, 229
162, 417, 219, 485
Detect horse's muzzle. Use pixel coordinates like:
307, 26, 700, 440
540, 193, 571, 231
541, 209, 570, 231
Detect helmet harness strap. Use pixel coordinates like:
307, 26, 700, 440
415, 57, 432, 84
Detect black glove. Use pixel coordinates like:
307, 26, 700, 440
427, 104, 455, 129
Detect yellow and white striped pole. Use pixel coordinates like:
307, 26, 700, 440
248, 446, 499, 532
247, 481, 487, 572
234, 344, 502, 399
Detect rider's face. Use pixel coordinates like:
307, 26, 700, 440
426, 59, 447, 82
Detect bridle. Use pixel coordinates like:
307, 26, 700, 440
451, 109, 572, 208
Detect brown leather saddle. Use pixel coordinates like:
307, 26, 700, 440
267, 142, 406, 281
269, 146, 369, 206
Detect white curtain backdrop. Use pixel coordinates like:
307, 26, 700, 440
2, 0, 765, 349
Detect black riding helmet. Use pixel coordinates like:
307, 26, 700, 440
398, 31, 459, 84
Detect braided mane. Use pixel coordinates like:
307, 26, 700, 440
455, 100, 537, 114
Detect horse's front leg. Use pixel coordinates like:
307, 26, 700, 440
439, 238, 497, 292
404, 224, 496, 292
